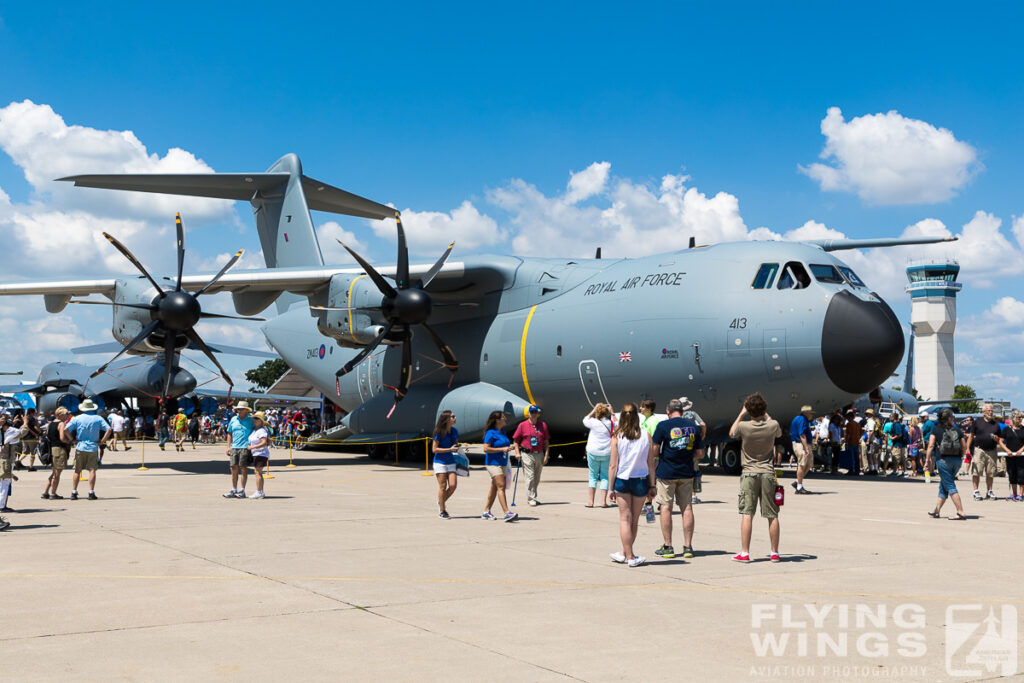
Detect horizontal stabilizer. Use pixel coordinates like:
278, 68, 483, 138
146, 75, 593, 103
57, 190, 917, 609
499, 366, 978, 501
811, 236, 959, 251
58, 173, 395, 220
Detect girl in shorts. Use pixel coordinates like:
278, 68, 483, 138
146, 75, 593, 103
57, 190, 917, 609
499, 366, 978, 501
608, 403, 655, 567
482, 411, 518, 522
248, 412, 270, 500
432, 410, 460, 519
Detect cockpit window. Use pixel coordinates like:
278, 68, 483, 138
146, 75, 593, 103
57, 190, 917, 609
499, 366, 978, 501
751, 263, 779, 289
777, 262, 811, 290
838, 266, 865, 288
809, 264, 845, 284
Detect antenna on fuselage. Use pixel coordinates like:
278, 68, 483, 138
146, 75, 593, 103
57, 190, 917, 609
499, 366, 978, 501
688, 237, 696, 249
595, 247, 601, 259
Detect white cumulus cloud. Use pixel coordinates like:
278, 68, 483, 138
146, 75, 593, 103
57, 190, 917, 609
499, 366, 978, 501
0, 100, 235, 223
370, 201, 505, 258
800, 107, 980, 205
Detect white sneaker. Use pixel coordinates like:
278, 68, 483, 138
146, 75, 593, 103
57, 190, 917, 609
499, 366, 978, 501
250, 491, 265, 500
691, 495, 702, 504
528, 500, 538, 506
223, 490, 236, 499
610, 552, 626, 563
628, 555, 647, 567
235, 490, 246, 499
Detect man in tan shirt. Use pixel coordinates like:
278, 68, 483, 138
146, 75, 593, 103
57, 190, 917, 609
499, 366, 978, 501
729, 393, 783, 563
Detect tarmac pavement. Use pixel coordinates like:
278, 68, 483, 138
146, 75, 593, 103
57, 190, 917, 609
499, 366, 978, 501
3, 443, 1023, 681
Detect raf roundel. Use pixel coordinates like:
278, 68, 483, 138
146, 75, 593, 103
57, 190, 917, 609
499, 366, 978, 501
318, 344, 326, 359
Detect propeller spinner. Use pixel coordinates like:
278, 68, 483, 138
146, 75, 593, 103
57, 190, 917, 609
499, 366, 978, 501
70, 213, 263, 403
334, 213, 457, 404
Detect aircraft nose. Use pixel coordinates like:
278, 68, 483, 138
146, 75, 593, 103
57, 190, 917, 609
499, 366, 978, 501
821, 291, 905, 395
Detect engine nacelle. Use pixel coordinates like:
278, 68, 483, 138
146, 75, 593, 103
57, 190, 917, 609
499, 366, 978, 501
315, 274, 389, 348
110, 278, 158, 350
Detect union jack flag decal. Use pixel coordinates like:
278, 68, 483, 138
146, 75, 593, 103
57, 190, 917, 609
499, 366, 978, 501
619, 351, 632, 362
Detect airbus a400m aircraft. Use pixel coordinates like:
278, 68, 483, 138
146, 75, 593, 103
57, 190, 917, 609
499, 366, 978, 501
0, 154, 954, 465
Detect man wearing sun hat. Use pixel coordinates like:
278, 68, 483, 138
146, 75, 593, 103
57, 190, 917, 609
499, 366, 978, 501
66, 399, 112, 501
224, 401, 255, 499
789, 405, 815, 494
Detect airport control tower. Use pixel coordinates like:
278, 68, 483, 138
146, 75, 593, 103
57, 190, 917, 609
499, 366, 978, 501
906, 261, 962, 401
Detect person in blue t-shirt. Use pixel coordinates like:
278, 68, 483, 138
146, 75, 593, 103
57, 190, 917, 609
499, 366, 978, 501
224, 401, 255, 499
481, 410, 518, 522
651, 399, 704, 558
432, 410, 460, 519
789, 406, 815, 494
66, 399, 112, 500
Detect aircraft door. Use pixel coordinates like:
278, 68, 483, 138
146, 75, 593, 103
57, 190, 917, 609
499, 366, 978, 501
764, 329, 792, 380
578, 360, 610, 407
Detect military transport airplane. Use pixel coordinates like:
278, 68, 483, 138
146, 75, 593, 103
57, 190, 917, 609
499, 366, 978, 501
0, 154, 956, 471
0, 355, 305, 416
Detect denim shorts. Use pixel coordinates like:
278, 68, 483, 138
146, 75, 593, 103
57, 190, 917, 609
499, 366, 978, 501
613, 477, 650, 497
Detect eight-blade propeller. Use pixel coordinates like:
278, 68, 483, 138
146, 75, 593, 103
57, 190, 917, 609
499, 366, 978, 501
334, 213, 457, 404
71, 213, 263, 403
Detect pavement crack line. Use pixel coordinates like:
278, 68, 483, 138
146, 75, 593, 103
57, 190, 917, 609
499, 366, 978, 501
6, 606, 352, 643
78, 522, 583, 679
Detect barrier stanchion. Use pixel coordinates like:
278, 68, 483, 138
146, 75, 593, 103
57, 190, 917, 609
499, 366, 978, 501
137, 435, 148, 471
285, 438, 297, 468
265, 443, 276, 479
421, 437, 433, 476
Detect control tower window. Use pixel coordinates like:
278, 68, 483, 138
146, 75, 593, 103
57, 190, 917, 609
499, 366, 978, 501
777, 262, 811, 290
838, 266, 865, 288
751, 263, 779, 289
809, 264, 844, 284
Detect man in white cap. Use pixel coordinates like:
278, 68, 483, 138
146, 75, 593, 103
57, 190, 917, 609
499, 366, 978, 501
66, 399, 112, 500
789, 405, 815, 494
224, 401, 255, 498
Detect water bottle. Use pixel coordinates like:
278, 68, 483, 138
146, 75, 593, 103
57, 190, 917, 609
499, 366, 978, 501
644, 502, 656, 523
925, 470, 932, 484
774, 485, 785, 506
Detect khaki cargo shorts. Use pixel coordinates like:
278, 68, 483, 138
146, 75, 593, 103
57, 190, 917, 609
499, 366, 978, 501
228, 448, 252, 467
656, 478, 694, 509
739, 473, 779, 519
51, 446, 69, 470
971, 447, 997, 478
792, 441, 812, 469
75, 450, 99, 472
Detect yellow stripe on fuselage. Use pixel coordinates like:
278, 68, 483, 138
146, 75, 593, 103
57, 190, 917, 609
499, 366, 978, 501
520, 305, 538, 405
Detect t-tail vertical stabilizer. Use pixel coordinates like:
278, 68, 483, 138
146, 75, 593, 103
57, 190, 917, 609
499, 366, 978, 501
59, 154, 397, 314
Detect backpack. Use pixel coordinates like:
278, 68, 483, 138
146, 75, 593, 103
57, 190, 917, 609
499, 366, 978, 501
939, 427, 961, 456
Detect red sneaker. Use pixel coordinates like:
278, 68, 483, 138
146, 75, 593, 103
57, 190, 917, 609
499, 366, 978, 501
769, 553, 781, 563
732, 553, 750, 563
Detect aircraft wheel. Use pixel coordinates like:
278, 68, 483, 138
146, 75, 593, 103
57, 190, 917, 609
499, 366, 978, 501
720, 441, 743, 475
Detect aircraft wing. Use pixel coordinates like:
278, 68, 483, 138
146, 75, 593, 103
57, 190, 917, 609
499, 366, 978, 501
71, 340, 278, 359
809, 236, 958, 251
0, 383, 47, 393
0, 263, 468, 299
197, 388, 317, 404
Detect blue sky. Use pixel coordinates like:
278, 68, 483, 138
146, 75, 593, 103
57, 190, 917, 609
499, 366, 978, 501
1, 2, 1023, 402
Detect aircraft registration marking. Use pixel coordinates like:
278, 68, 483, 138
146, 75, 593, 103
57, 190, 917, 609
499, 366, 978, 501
583, 271, 686, 296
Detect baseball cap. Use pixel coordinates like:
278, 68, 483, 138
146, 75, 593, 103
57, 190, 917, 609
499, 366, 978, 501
528, 404, 541, 413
